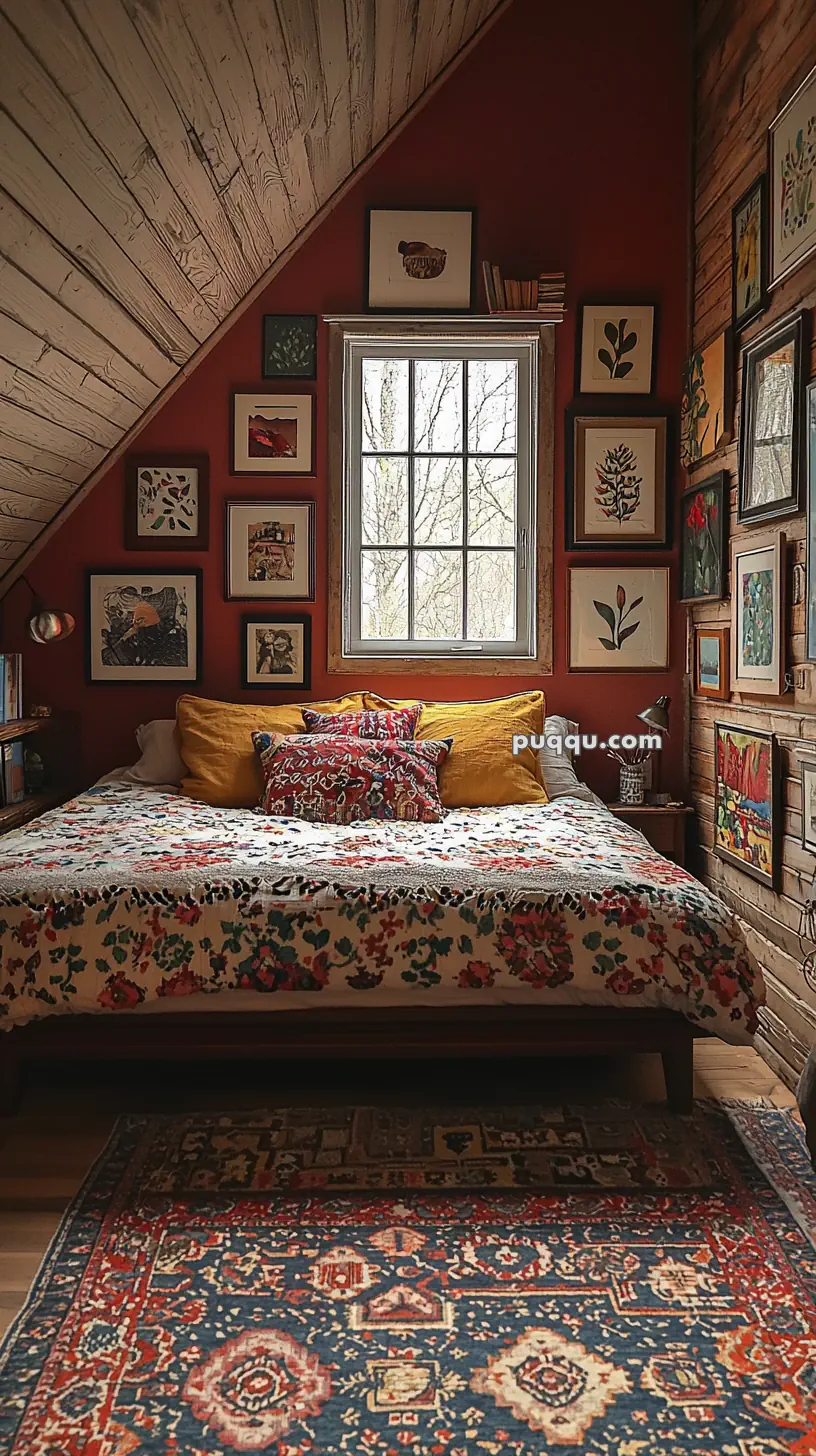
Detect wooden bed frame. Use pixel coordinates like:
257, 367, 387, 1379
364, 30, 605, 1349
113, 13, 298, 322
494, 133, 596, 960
0, 1006, 699, 1114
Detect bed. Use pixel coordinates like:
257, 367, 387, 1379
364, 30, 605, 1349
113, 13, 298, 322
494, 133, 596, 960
0, 782, 763, 1110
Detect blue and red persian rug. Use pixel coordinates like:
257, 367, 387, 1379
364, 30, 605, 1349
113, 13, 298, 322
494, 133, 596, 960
0, 1101, 814, 1456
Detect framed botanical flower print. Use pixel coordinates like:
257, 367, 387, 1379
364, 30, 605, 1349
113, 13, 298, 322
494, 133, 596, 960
679, 472, 727, 602
769, 63, 816, 289
566, 411, 668, 548
806, 380, 816, 661
680, 329, 734, 467
568, 567, 670, 672
730, 530, 786, 696
576, 302, 656, 394
731, 174, 768, 331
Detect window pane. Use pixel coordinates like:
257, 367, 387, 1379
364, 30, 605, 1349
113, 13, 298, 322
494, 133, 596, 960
468, 359, 517, 454
362, 358, 409, 451
468, 458, 516, 545
361, 457, 408, 544
414, 359, 463, 452
361, 550, 408, 638
467, 551, 516, 640
414, 458, 463, 545
415, 550, 463, 638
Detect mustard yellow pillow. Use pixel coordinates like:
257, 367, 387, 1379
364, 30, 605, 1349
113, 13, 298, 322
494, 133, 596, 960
177, 693, 369, 807
364, 691, 548, 808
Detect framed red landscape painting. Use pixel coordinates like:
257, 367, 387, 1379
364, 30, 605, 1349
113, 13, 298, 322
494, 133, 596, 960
714, 722, 779, 888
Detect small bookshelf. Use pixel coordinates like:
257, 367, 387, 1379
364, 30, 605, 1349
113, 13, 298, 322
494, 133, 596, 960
482, 261, 566, 321
0, 712, 80, 835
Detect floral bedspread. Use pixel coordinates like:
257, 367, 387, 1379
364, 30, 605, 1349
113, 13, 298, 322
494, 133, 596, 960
0, 785, 762, 1035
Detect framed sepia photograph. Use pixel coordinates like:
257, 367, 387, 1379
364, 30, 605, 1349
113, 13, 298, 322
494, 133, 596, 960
694, 626, 730, 700
730, 529, 786, 696
232, 392, 314, 474
567, 566, 670, 672
737, 309, 808, 524
731, 174, 768, 331
769, 63, 816, 290
124, 454, 209, 550
566, 410, 668, 548
262, 315, 318, 379
680, 328, 734, 467
366, 207, 475, 311
714, 722, 779, 888
225, 500, 315, 600
576, 302, 656, 394
242, 614, 311, 690
87, 569, 201, 683
679, 471, 728, 602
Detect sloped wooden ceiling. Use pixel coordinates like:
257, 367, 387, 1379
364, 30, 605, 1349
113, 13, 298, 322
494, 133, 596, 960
0, 0, 506, 585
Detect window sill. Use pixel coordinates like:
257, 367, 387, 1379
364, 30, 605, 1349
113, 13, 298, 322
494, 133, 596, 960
327, 650, 552, 675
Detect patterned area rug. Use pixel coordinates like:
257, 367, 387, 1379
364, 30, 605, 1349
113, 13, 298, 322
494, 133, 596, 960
1, 1102, 814, 1455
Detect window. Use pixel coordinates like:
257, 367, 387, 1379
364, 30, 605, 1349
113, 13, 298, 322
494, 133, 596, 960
329, 327, 548, 668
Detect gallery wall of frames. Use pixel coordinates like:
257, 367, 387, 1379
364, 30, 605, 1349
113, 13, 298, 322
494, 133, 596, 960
3, 0, 691, 799
687, 0, 816, 1091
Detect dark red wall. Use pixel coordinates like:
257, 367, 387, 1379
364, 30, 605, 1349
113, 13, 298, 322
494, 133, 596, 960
4, 0, 690, 798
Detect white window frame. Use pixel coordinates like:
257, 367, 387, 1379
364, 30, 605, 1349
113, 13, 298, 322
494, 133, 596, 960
327, 318, 554, 676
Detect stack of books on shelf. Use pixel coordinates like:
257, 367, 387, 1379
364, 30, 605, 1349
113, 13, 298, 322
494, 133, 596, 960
0, 653, 22, 724
482, 263, 565, 318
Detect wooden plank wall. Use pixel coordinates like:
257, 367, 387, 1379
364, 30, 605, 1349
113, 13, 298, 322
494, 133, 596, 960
0, 0, 503, 579
690, 0, 816, 1087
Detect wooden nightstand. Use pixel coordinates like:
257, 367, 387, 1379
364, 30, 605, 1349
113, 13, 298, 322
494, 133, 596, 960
607, 803, 695, 867
0, 713, 80, 835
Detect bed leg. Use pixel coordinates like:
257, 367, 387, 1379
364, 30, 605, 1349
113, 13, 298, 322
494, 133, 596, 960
661, 1042, 694, 1113
0, 1042, 21, 1116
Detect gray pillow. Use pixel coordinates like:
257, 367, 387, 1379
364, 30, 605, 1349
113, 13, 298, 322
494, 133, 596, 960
539, 715, 604, 805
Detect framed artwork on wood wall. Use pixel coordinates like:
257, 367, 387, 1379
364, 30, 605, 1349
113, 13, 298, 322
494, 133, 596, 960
801, 758, 816, 854
679, 471, 728, 602
242, 614, 312, 690
225, 500, 315, 601
262, 315, 318, 379
366, 208, 475, 311
567, 567, 670, 671
680, 328, 734, 467
694, 626, 730, 700
738, 309, 808, 524
714, 721, 779, 888
575, 302, 656, 394
566, 410, 668, 548
731, 174, 768, 332
806, 380, 816, 661
730, 530, 786, 696
86, 569, 202, 684
232, 392, 315, 474
769, 62, 816, 290
124, 454, 209, 550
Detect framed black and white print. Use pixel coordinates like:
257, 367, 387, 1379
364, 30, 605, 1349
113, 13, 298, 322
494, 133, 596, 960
731, 174, 768, 331
737, 309, 808, 524
232, 392, 315, 474
576, 303, 656, 394
242, 614, 311, 690
806, 380, 816, 660
769, 63, 816, 290
124, 454, 209, 551
86, 569, 201, 683
366, 208, 475, 311
225, 500, 315, 601
262, 315, 318, 379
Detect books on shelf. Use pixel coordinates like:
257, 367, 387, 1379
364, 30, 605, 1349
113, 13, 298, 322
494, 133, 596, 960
0, 654, 22, 723
482, 261, 565, 316
2, 741, 25, 806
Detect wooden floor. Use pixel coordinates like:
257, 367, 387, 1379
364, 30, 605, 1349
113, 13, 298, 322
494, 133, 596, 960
0, 1043, 797, 1341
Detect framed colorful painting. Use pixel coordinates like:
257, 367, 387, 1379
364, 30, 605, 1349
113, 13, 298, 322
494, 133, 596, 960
262, 315, 318, 379
738, 309, 808, 524
714, 722, 779, 888
225, 500, 315, 601
566, 411, 668, 548
124, 454, 209, 550
694, 626, 730, 700
86, 569, 201, 684
769, 63, 816, 289
575, 302, 656, 394
232, 392, 314, 474
679, 471, 727, 602
731, 175, 768, 331
806, 380, 816, 660
242, 614, 311, 690
730, 530, 786, 696
680, 328, 734, 467
567, 567, 670, 672
366, 208, 475, 311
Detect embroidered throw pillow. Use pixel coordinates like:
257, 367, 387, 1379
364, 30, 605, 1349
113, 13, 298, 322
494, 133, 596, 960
301, 705, 420, 739
253, 731, 451, 824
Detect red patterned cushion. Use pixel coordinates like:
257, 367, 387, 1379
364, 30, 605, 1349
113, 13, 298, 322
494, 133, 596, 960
301, 705, 420, 739
253, 731, 451, 824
